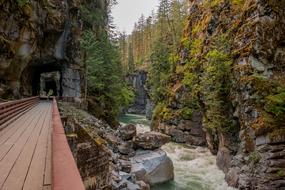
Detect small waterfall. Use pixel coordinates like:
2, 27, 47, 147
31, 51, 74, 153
54, 21, 71, 59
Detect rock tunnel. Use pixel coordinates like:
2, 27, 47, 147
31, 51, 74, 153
20, 58, 81, 98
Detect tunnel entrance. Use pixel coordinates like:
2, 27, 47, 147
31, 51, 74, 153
20, 58, 81, 98
20, 60, 63, 97
40, 71, 61, 96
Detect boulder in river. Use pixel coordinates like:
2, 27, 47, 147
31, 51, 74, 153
118, 124, 137, 140
133, 131, 171, 150
131, 149, 174, 185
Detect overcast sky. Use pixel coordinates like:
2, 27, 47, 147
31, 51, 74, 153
112, 0, 160, 34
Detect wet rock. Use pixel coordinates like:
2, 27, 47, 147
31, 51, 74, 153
105, 133, 120, 146
170, 128, 186, 143
216, 147, 232, 173
131, 149, 174, 185
119, 171, 135, 182
249, 56, 266, 72
145, 99, 155, 120
119, 159, 132, 173
119, 124, 137, 141
124, 179, 141, 190
185, 134, 206, 146
226, 167, 240, 188
118, 142, 134, 155
0, 87, 5, 97
112, 179, 128, 190
136, 180, 150, 190
133, 132, 171, 150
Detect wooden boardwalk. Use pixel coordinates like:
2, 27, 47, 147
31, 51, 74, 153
0, 101, 52, 190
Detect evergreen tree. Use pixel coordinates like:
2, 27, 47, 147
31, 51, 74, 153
80, 0, 134, 125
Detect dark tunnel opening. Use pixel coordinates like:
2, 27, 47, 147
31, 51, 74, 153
45, 79, 58, 96
20, 60, 64, 97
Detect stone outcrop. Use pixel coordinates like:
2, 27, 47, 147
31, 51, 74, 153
133, 132, 171, 150
126, 70, 154, 118
154, 110, 207, 146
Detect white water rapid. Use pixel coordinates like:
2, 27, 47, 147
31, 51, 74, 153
119, 114, 236, 190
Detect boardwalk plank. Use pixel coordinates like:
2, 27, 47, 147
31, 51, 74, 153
1, 103, 51, 190
0, 108, 43, 161
0, 104, 46, 187
0, 106, 42, 161
0, 105, 35, 138
23, 103, 52, 190
0, 105, 41, 145
44, 123, 52, 186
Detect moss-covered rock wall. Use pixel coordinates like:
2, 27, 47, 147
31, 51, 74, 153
152, 0, 285, 189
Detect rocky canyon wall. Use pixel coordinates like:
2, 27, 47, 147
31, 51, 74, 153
0, 0, 84, 99
152, 0, 285, 189
126, 70, 154, 119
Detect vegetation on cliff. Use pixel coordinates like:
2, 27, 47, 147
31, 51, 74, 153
80, 0, 134, 126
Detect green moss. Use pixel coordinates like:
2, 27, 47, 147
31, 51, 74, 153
181, 107, 193, 120
248, 74, 285, 133
203, 0, 224, 8
161, 106, 176, 121
277, 169, 285, 177
152, 103, 165, 121
190, 38, 203, 56
265, 92, 285, 118
16, 0, 29, 7
249, 151, 261, 165
202, 47, 235, 132
232, 0, 242, 4
181, 37, 190, 48
182, 72, 196, 87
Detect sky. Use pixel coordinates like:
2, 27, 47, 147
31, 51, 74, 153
112, 0, 160, 34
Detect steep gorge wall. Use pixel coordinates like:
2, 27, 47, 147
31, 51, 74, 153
126, 70, 154, 119
0, 0, 86, 98
152, 0, 285, 189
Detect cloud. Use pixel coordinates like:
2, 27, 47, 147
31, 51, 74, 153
112, 0, 160, 34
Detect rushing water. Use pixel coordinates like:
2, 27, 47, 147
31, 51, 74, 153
119, 114, 236, 190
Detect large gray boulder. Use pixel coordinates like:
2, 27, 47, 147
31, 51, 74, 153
131, 149, 174, 185
133, 132, 171, 150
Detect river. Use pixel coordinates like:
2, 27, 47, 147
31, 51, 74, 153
119, 114, 236, 190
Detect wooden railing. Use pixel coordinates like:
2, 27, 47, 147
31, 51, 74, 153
52, 98, 85, 190
0, 96, 39, 129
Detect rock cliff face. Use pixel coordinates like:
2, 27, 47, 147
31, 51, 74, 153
152, 0, 285, 189
127, 70, 154, 119
0, 0, 84, 98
